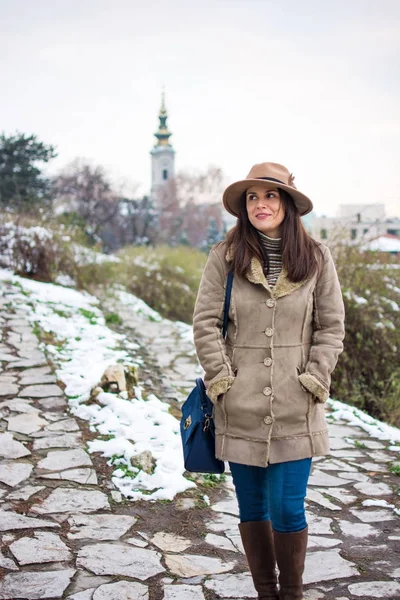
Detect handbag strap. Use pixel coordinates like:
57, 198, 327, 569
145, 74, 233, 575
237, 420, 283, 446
222, 271, 234, 339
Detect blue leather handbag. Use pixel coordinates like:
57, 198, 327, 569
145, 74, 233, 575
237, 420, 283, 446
180, 271, 234, 474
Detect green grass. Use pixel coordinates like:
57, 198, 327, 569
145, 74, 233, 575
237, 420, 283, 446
389, 463, 400, 476
105, 312, 122, 326
353, 440, 367, 449
78, 308, 98, 324
202, 473, 227, 488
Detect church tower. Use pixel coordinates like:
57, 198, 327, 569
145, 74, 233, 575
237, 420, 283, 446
150, 90, 175, 203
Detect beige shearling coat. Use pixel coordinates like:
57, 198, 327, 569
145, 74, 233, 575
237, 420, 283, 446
193, 241, 345, 467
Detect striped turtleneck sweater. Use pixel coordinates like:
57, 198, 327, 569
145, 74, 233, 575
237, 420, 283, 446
257, 232, 283, 288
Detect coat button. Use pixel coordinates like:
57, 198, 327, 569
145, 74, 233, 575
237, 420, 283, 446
266, 299, 275, 308
263, 416, 273, 425
263, 387, 272, 396
265, 328, 274, 337
264, 357, 273, 367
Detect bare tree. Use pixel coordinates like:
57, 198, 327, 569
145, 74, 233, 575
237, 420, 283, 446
53, 159, 120, 245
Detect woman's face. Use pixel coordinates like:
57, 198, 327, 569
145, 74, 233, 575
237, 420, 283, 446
245, 184, 285, 237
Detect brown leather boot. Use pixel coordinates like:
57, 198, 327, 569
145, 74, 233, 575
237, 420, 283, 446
238, 520, 279, 599
273, 527, 308, 600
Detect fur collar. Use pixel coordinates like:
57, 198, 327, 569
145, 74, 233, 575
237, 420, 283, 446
225, 246, 308, 299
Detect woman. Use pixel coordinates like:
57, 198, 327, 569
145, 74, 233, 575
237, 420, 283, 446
193, 162, 345, 600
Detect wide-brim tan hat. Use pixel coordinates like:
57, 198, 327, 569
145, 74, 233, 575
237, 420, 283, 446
222, 162, 313, 217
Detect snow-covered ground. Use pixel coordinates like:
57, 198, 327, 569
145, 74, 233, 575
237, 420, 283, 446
0, 267, 195, 501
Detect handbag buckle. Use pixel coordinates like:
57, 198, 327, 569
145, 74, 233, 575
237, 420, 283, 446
184, 416, 192, 430
203, 415, 211, 432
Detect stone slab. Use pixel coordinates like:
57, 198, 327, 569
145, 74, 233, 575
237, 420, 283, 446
68, 514, 137, 541
348, 581, 400, 597
0, 509, 59, 531
68, 572, 111, 595
0, 550, 18, 571
38, 397, 67, 410
205, 533, 237, 552
208, 513, 239, 533
33, 432, 82, 450
0, 461, 33, 487
8, 358, 47, 368
150, 531, 192, 552
37, 448, 92, 471
0, 383, 19, 396
19, 374, 57, 385
308, 536, 342, 549
67, 590, 95, 600
7, 413, 48, 435
46, 418, 80, 432
338, 472, 370, 483
358, 461, 388, 472
211, 496, 239, 516
338, 520, 379, 538
204, 573, 257, 598
308, 470, 350, 487
330, 450, 364, 458
93, 581, 149, 599
306, 489, 341, 511
0, 399, 38, 414
304, 549, 359, 584
0, 353, 19, 362
19, 366, 51, 378
19, 384, 63, 397
0, 568, 75, 599
350, 508, 396, 523
40, 468, 98, 485
315, 487, 357, 505
353, 481, 392, 496
77, 543, 165, 580
126, 537, 148, 547
165, 553, 235, 577
0, 432, 30, 458
31, 488, 110, 514
163, 584, 204, 599
10, 531, 72, 564
308, 514, 333, 535
7, 485, 45, 501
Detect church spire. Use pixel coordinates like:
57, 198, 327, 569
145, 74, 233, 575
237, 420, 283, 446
154, 88, 172, 147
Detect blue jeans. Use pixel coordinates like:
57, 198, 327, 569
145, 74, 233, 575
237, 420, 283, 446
229, 458, 312, 533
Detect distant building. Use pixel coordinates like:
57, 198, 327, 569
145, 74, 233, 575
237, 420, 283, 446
310, 204, 400, 244
150, 91, 175, 205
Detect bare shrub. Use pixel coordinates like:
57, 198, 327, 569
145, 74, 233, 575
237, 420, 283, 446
0, 219, 76, 282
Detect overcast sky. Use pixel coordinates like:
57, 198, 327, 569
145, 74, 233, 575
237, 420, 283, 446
1, 0, 399, 216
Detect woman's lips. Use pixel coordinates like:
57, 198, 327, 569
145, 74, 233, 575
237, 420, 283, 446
255, 213, 271, 220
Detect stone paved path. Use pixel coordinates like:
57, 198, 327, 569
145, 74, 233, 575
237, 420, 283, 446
1, 284, 400, 600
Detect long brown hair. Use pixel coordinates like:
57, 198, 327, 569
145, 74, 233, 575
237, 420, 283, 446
225, 189, 323, 282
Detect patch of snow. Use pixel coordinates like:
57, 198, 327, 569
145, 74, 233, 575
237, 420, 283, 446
72, 243, 121, 265
117, 289, 162, 322
343, 290, 367, 305
328, 398, 400, 444
86, 388, 195, 500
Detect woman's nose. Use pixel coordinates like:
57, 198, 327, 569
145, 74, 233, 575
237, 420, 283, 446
256, 199, 268, 209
